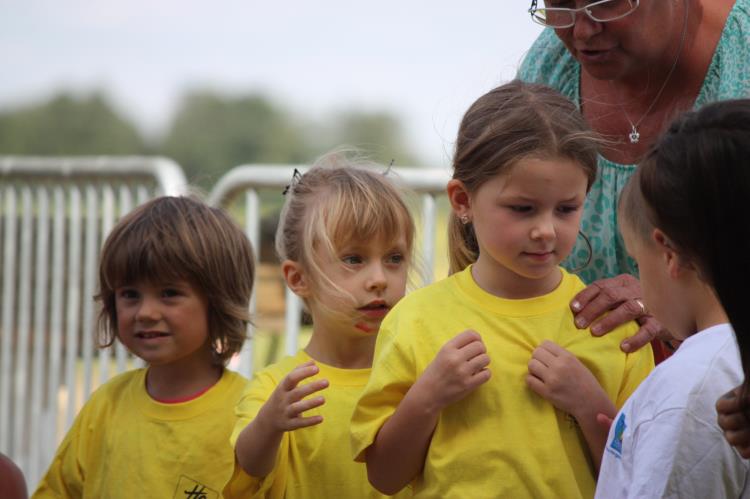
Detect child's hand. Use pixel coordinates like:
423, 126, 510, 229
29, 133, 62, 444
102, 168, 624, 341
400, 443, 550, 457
597, 413, 615, 432
526, 340, 612, 420
717, 386, 750, 458
258, 360, 329, 432
415, 330, 491, 412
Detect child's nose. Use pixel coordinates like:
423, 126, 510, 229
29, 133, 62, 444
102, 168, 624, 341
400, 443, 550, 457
136, 297, 161, 321
366, 263, 388, 291
530, 215, 556, 241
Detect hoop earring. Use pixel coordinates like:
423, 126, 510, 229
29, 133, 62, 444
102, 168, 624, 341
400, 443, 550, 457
569, 231, 593, 273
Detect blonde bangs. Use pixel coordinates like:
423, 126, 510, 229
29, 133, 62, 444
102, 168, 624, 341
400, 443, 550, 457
311, 170, 414, 261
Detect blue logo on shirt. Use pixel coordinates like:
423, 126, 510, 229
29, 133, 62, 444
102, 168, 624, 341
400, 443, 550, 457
608, 413, 626, 458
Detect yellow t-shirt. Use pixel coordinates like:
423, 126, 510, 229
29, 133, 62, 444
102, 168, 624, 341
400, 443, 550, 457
225, 350, 409, 499
351, 266, 654, 499
33, 368, 249, 499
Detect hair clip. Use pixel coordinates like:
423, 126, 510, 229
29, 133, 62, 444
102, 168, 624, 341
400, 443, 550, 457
383, 159, 394, 176
282, 168, 302, 196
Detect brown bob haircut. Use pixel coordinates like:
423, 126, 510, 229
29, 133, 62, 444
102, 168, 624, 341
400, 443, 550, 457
97, 195, 255, 365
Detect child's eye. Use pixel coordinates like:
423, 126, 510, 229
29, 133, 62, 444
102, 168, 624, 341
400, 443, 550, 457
385, 253, 405, 265
509, 205, 533, 213
118, 289, 139, 300
161, 288, 181, 298
557, 205, 580, 214
342, 255, 364, 265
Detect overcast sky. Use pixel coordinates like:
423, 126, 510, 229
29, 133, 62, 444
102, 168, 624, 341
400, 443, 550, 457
0, 1, 544, 167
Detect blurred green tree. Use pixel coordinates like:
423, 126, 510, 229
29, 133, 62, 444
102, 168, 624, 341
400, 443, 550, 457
162, 92, 312, 189
0, 93, 144, 154
319, 110, 420, 167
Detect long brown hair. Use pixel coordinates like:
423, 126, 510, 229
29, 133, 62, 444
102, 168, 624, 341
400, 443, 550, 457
625, 99, 750, 410
448, 80, 600, 274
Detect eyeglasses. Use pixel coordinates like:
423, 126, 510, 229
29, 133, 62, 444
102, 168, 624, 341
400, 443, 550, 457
528, 0, 640, 28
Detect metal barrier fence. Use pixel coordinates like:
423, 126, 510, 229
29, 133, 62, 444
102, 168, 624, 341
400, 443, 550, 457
0, 157, 451, 491
208, 164, 452, 378
0, 156, 188, 489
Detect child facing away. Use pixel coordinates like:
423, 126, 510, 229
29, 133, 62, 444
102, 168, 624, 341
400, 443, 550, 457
224, 154, 416, 498
584, 100, 749, 498
349, 80, 654, 498
33, 196, 256, 499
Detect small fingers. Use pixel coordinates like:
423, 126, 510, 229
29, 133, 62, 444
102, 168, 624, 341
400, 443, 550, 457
525, 374, 547, 397
537, 340, 566, 356
470, 367, 492, 387
450, 329, 483, 349
285, 415, 324, 431
459, 338, 487, 361
468, 353, 491, 374
596, 412, 614, 431
289, 378, 329, 402
282, 362, 320, 390
286, 395, 326, 419
527, 357, 550, 379
530, 341, 563, 366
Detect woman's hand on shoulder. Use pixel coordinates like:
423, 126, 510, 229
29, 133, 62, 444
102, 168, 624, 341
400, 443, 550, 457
570, 273, 669, 353
717, 386, 750, 458
413, 330, 491, 413
258, 361, 329, 432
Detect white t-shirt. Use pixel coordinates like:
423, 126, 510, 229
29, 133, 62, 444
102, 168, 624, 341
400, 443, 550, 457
596, 323, 750, 499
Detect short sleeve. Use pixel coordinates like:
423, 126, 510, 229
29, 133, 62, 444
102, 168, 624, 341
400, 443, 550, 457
224, 372, 289, 499
350, 312, 419, 462
614, 329, 655, 409
33, 409, 88, 498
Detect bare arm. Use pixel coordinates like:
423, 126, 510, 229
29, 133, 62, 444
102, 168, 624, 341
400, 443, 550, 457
526, 341, 615, 472
365, 330, 491, 495
235, 361, 328, 477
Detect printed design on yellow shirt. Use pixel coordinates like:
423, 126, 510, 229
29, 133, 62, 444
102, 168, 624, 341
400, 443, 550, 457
174, 475, 218, 499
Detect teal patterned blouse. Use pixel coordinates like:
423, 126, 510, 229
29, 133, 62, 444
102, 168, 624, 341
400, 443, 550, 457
518, 0, 750, 284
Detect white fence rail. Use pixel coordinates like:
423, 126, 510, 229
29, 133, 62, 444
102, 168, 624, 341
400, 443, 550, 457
209, 164, 452, 378
0, 156, 188, 489
1, 158, 451, 491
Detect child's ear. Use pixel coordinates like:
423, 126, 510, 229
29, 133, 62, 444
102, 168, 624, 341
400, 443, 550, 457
652, 229, 691, 278
447, 179, 472, 220
281, 260, 310, 298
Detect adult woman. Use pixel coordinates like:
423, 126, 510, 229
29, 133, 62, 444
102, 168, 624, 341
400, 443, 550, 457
518, 0, 749, 352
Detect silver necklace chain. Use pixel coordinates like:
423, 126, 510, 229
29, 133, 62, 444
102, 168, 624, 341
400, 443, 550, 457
617, 0, 690, 144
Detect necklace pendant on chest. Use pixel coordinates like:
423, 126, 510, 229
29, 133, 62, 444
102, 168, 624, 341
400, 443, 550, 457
628, 126, 640, 144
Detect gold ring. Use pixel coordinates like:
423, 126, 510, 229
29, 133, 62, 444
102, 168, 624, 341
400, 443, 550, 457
634, 298, 647, 316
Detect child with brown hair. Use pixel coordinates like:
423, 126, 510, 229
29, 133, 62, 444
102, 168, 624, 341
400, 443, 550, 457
224, 153, 415, 498
350, 81, 654, 498
598, 99, 748, 498
34, 196, 255, 498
